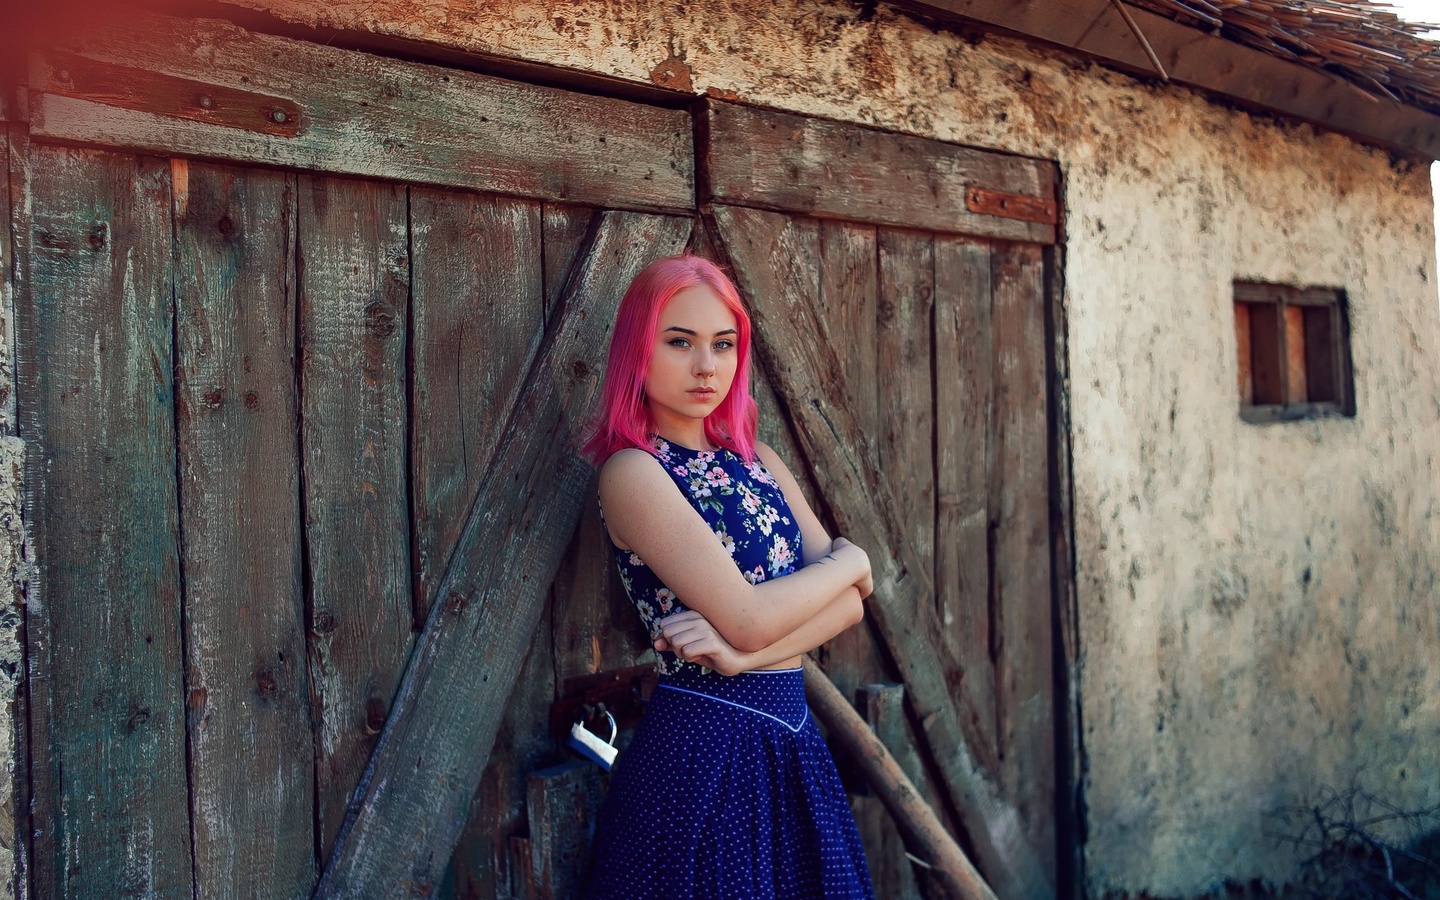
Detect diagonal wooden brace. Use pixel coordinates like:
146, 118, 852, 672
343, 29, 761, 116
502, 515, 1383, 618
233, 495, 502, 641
314, 211, 692, 898
712, 204, 1054, 900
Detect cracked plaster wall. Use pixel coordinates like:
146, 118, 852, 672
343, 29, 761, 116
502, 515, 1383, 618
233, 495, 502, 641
8, 0, 1440, 896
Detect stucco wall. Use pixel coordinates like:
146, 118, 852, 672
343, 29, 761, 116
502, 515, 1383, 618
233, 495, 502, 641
217, 0, 1440, 895
13, 0, 1440, 895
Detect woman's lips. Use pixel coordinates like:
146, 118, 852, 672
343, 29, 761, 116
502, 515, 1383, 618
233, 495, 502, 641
687, 388, 716, 400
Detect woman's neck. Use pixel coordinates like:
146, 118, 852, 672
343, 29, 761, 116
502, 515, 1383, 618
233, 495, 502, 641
651, 414, 714, 452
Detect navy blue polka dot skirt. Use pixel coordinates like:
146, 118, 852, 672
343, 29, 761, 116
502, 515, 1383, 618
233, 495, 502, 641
588, 666, 873, 899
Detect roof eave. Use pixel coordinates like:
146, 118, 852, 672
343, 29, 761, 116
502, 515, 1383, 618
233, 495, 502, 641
897, 0, 1440, 160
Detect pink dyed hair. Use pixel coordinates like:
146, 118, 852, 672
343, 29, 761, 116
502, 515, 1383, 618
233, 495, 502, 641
581, 254, 758, 465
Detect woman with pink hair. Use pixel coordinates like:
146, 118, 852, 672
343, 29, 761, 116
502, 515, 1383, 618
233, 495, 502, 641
583, 254, 875, 898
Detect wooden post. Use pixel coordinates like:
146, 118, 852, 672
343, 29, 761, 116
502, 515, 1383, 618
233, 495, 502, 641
804, 658, 999, 900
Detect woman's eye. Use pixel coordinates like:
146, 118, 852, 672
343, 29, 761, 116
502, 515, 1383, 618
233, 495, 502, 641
667, 337, 690, 348
715, 340, 735, 351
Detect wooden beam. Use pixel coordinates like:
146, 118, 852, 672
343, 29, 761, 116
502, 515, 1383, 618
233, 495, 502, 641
712, 203, 1054, 900
705, 101, 1057, 243
313, 210, 692, 898
894, 0, 1440, 159
25, 12, 695, 212
804, 659, 998, 900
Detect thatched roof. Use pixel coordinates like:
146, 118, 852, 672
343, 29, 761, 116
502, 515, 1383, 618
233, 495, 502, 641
1130, 0, 1440, 113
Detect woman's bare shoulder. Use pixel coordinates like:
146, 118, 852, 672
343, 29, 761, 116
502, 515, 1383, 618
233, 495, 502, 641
599, 447, 664, 485
753, 440, 791, 475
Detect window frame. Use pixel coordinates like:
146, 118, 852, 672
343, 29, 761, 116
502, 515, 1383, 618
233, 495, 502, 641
1234, 281, 1356, 424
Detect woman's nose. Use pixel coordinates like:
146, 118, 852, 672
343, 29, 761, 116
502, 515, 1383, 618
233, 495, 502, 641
695, 348, 716, 376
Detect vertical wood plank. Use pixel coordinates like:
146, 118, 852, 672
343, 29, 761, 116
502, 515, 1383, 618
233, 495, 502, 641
446, 615, 559, 900
877, 229, 935, 617
410, 188, 544, 625
820, 221, 878, 431
411, 187, 549, 900
934, 236, 999, 756
526, 761, 605, 900
298, 174, 414, 861
854, 683, 921, 900
541, 204, 596, 322
18, 146, 193, 897
990, 242, 1055, 875
815, 221, 883, 698
173, 161, 316, 895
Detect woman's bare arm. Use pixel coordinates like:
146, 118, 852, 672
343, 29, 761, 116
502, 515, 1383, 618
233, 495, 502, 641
655, 585, 863, 675
600, 447, 870, 652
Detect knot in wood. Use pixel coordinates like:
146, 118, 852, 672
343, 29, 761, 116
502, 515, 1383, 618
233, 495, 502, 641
203, 389, 225, 409
255, 668, 279, 700
217, 215, 235, 237
444, 589, 467, 616
125, 704, 152, 733
364, 696, 387, 735
244, 391, 260, 410
313, 609, 338, 634
572, 359, 589, 380
364, 301, 397, 337
88, 225, 107, 251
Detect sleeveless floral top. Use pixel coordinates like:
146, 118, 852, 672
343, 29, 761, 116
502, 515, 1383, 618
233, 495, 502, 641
602, 438, 804, 676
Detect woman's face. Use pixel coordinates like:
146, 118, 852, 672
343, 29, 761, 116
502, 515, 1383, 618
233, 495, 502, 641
644, 284, 740, 435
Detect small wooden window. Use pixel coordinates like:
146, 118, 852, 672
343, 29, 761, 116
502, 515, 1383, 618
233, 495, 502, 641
1234, 282, 1355, 422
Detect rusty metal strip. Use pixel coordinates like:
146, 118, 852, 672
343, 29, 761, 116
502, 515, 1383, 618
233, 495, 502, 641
33, 51, 301, 137
965, 186, 1058, 225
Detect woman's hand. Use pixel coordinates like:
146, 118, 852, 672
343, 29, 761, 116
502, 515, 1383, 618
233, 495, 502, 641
828, 536, 874, 599
653, 610, 751, 677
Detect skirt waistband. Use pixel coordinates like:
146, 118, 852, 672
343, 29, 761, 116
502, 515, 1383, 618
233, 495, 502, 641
656, 666, 809, 732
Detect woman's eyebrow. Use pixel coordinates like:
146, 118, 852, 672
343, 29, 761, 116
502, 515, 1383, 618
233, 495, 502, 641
662, 325, 739, 336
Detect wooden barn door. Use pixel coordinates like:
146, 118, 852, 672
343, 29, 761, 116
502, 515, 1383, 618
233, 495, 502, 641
13, 14, 692, 898
702, 102, 1069, 899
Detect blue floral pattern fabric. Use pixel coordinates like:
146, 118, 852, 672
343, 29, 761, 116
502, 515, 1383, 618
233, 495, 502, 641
603, 437, 803, 675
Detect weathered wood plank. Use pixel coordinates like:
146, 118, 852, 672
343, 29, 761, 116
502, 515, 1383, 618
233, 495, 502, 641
18, 145, 193, 897
411, 188, 544, 625
934, 236, 998, 756
1041, 245, 1083, 894
705, 101, 1055, 244
446, 613, 559, 900
298, 174, 414, 861
315, 210, 692, 898
895, 0, 1440, 159
877, 228, 936, 623
809, 221, 896, 783
713, 203, 1052, 900
820, 221, 878, 433
172, 160, 316, 896
541, 204, 596, 321
855, 683, 922, 900
989, 242, 1055, 876
28, 13, 694, 211
526, 761, 605, 900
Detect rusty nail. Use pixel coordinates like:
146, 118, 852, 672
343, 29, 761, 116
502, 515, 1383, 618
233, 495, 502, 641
56, 68, 71, 83
271, 109, 289, 124
198, 94, 214, 109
